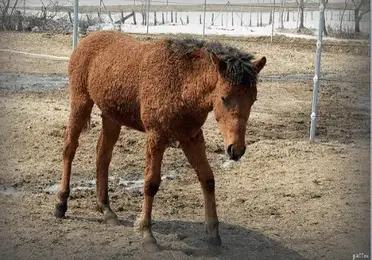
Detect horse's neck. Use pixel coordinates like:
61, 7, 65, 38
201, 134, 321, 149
182, 64, 218, 113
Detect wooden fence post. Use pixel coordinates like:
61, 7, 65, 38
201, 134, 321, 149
133, 10, 136, 25
68, 11, 73, 23
269, 9, 272, 24
260, 12, 262, 26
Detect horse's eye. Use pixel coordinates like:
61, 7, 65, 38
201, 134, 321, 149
221, 96, 228, 106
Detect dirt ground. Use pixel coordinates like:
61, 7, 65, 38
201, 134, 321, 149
0, 32, 370, 260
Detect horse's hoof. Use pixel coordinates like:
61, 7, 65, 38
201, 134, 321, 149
143, 239, 161, 253
208, 235, 222, 246
55, 203, 67, 218
104, 214, 120, 225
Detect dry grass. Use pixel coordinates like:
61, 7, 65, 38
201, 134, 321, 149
0, 32, 369, 76
0, 32, 72, 56
0, 53, 69, 75
0, 78, 369, 260
0, 31, 369, 260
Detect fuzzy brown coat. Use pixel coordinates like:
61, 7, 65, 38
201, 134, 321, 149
56, 30, 266, 252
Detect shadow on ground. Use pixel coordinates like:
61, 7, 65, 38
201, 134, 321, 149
53, 215, 307, 259
143, 219, 307, 260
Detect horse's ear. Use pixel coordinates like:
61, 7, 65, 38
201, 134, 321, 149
252, 56, 266, 73
194, 48, 225, 71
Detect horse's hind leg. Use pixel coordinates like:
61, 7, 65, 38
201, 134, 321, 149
96, 116, 121, 225
55, 96, 93, 218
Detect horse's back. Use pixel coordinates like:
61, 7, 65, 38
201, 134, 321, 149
68, 31, 137, 77
68, 31, 148, 131
67, 31, 199, 133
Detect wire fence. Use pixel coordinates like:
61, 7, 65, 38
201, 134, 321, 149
15, 0, 370, 37
3, 0, 371, 141
85, 0, 370, 36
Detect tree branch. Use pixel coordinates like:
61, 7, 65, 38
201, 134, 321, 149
9, 0, 18, 17
2, 0, 10, 15
0, 0, 7, 10
40, 0, 46, 8
360, 8, 370, 16
351, 0, 358, 9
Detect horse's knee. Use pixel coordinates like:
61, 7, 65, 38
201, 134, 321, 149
144, 181, 160, 197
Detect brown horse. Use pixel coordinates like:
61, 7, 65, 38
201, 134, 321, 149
55, 31, 266, 252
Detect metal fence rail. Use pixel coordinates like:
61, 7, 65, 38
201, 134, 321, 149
17, 0, 370, 142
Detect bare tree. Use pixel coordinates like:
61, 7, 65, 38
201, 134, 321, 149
39, 0, 60, 30
40, 0, 59, 20
0, 0, 19, 30
340, 0, 350, 31
351, 0, 370, 32
295, 0, 305, 30
322, 0, 329, 36
279, 0, 285, 29
296, 0, 327, 32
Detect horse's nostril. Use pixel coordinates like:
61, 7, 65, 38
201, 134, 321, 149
242, 146, 246, 155
227, 145, 246, 161
227, 144, 234, 157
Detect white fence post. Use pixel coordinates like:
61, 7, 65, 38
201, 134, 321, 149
73, 0, 79, 50
309, 0, 325, 141
98, 0, 101, 30
202, 0, 207, 37
146, 0, 150, 34
271, 0, 275, 42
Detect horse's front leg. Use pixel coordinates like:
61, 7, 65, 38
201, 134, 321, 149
138, 132, 166, 252
179, 130, 221, 245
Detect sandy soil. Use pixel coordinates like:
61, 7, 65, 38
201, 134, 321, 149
0, 32, 370, 260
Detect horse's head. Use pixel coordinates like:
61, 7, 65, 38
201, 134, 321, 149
206, 49, 266, 161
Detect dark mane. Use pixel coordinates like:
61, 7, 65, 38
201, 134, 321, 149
166, 38, 258, 87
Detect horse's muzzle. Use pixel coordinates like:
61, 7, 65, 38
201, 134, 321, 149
227, 144, 246, 161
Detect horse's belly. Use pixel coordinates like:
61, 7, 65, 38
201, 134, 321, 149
116, 110, 145, 132
87, 72, 145, 131
99, 102, 145, 132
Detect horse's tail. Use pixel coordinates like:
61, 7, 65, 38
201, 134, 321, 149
68, 33, 94, 134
